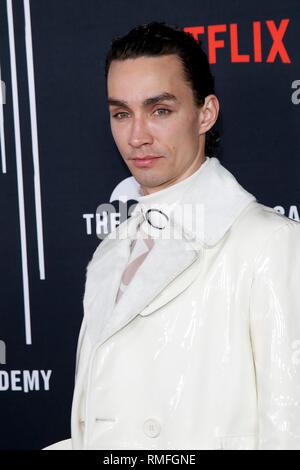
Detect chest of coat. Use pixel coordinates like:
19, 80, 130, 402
75, 249, 257, 449
84, 244, 254, 397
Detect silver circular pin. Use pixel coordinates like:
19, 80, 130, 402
145, 208, 169, 230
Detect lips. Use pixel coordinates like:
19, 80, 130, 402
133, 155, 161, 160
132, 155, 162, 168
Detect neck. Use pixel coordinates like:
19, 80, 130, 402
136, 156, 209, 207
141, 155, 206, 197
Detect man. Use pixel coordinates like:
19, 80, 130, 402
47, 22, 300, 450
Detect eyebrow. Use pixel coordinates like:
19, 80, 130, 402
108, 92, 178, 108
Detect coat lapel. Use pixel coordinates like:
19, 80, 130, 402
84, 211, 202, 346
83, 233, 132, 346
100, 236, 201, 344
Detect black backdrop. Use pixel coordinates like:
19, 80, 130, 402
0, 0, 299, 450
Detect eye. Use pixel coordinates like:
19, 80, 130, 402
153, 108, 171, 116
112, 112, 129, 120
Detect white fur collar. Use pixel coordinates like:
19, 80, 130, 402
125, 157, 256, 248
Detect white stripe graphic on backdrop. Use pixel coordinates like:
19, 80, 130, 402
0, 63, 7, 174
24, 0, 45, 281
7, 0, 32, 345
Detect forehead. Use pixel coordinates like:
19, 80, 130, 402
107, 55, 191, 102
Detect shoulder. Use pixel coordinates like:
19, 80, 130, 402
236, 201, 299, 238
230, 201, 300, 260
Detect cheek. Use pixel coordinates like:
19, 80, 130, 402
175, 116, 199, 151
153, 116, 198, 153
111, 123, 127, 149
151, 118, 184, 146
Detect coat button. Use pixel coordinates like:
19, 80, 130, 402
143, 418, 161, 438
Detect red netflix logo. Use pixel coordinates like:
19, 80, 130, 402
184, 19, 291, 64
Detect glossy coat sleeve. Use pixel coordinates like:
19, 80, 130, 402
249, 221, 300, 449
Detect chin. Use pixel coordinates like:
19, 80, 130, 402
136, 174, 169, 190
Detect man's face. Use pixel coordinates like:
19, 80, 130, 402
107, 54, 207, 195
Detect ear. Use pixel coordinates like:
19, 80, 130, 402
198, 94, 219, 135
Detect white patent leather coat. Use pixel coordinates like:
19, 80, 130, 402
46, 158, 300, 450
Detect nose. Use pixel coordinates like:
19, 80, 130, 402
128, 116, 154, 148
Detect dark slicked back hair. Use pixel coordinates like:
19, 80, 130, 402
105, 22, 220, 157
